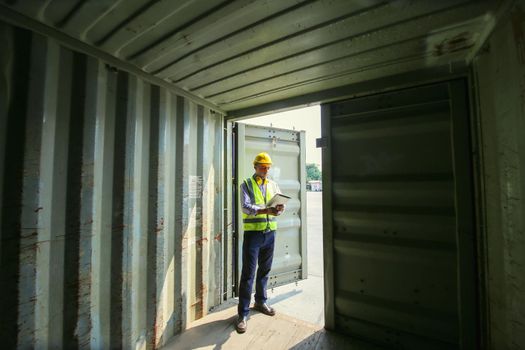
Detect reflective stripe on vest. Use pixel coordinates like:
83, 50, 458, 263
242, 176, 278, 231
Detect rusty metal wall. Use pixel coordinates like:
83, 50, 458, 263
473, 1, 525, 348
0, 21, 225, 349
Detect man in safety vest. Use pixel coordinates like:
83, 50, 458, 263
235, 152, 285, 333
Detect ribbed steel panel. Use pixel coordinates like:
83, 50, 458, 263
321, 82, 477, 349
0, 0, 500, 112
236, 123, 307, 288
0, 22, 225, 349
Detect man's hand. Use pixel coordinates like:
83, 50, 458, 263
257, 208, 278, 216
271, 204, 285, 216
267, 207, 279, 216
256, 205, 285, 216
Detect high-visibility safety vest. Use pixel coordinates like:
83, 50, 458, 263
242, 176, 278, 232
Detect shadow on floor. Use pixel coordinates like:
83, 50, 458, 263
208, 288, 302, 316
289, 329, 387, 350
268, 288, 303, 304
163, 315, 238, 350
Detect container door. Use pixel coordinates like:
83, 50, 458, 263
321, 81, 477, 349
235, 123, 307, 290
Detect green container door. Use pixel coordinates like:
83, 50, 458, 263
236, 123, 308, 289
321, 81, 477, 349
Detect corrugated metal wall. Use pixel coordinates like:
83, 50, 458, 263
321, 81, 477, 349
0, 21, 225, 349
0, 0, 500, 113
473, 1, 525, 348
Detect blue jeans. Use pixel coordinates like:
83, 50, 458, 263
238, 230, 276, 317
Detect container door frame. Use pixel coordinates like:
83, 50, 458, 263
233, 122, 308, 294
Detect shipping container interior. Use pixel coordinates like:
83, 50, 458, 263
0, 0, 524, 349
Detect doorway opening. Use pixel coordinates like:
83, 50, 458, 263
234, 105, 324, 326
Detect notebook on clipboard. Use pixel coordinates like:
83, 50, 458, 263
266, 193, 291, 208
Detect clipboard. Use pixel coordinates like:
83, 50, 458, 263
266, 193, 291, 208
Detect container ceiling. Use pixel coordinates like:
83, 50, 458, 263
1, 0, 501, 114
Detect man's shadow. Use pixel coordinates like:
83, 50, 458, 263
162, 314, 240, 350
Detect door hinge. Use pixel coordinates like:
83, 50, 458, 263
316, 137, 327, 148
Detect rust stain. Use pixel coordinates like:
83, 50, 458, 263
214, 232, 222, 241
434, 32, 474, 57
156, 219, 164, 233
196, 283, 207, 319
195, 237, 208, 247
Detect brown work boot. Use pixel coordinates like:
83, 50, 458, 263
235, 315, 248, 333
253, 302, 276, 316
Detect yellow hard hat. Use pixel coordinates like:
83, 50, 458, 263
253, 152, 273, 165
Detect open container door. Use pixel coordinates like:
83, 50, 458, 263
321, 81, 478, 349
235, 122, 307, 290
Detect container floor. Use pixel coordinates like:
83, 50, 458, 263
161, 303, 382, 350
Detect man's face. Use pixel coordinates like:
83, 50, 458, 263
254, 164, 271, 178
